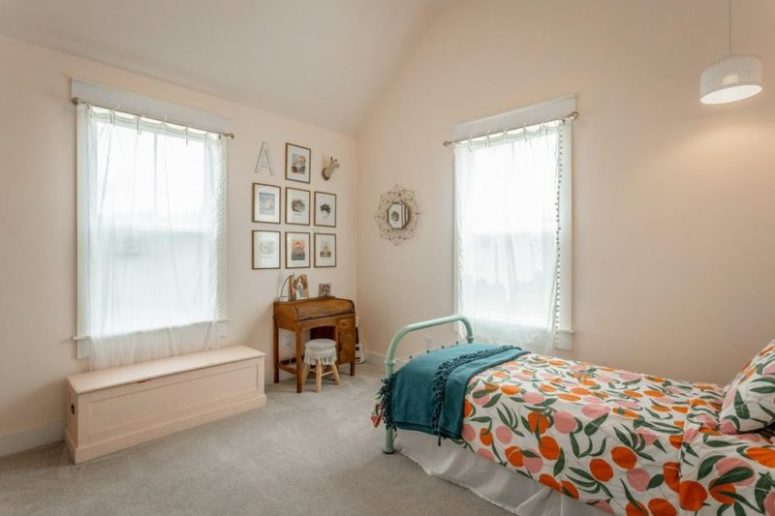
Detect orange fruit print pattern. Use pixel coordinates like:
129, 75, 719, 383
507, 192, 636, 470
457, 353, 775, 514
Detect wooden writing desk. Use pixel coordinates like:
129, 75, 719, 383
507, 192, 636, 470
273, 297, 356, 393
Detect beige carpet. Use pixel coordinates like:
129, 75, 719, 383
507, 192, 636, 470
0, 362, 508, 516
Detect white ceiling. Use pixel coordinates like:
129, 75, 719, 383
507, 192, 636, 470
0, 0, 458, 134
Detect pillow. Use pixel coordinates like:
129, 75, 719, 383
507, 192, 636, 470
719, 340, 775, 434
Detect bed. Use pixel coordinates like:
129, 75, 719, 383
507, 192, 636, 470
374, 315, 775, 515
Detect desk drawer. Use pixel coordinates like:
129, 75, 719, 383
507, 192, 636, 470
337, 317, 354, 329
276, 298, 354, 321
338, 317, 356, 363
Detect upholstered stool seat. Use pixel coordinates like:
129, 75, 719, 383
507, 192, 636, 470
303, 339, 341, 392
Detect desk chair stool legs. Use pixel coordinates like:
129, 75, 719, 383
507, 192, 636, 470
302, 339, 341, 393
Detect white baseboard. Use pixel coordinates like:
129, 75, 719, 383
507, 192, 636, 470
368, 350, 413, 366
366, 350, 386, 363
0, 420, 64, 458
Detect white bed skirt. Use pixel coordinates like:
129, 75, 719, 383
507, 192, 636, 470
396, 430, 601, 516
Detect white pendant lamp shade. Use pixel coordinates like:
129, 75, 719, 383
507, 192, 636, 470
700, 54, 763, 104
700, 0, 763, 104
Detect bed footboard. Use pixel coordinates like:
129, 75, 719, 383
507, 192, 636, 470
382, 314, 475, 454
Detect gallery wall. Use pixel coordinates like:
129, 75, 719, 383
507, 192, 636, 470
356, 0, 775, 384
0, 35, 357, 454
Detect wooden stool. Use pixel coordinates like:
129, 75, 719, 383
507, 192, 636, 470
302, 339, 341, 393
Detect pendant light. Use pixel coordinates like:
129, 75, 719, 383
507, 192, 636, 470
700, 0, 763, 104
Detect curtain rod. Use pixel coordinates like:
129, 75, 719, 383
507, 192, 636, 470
71, 97, 235, 140
442, 110, 578, 148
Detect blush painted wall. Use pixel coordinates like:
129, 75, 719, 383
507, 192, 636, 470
0, 36, 357, 452
356, 0, 775, 384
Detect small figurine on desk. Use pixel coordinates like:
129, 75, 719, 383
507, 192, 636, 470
318, 283, 332, 297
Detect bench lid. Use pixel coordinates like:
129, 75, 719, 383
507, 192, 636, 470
67, 345, 263, 394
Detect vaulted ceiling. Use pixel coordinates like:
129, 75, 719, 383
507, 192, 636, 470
0, 0, 459, 134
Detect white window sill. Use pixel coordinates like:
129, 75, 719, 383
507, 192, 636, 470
74, 319, 229, 360
462, 316, 574, 351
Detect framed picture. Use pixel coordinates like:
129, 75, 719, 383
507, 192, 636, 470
290, 274, 309, 300
314, 233, 337, 268
285, 187, 310, 225
252, 183, 281, 223
318, 283, 332, 297
252, 230, 281, 269
285, 232, 311, 268
285, 143, 311, 183
314, 191, 337, 227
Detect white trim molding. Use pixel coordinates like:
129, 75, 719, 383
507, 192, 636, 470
453, 94, 576, 141
71, 79, 231, 135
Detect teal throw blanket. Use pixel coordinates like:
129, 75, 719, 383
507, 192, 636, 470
379, 343, 528, 440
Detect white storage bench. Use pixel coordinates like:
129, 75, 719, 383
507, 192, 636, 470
65, 346, 266, 463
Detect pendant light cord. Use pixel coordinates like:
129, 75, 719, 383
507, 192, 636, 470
728, 0, 733, 54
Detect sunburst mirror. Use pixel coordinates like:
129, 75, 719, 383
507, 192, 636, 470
374, 185, 420, 245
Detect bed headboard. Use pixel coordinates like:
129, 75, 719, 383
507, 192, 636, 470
382, 314, 474, 453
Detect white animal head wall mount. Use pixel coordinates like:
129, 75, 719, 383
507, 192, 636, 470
322, 157, 339, 180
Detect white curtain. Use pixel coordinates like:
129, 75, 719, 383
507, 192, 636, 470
77, 104, 227, 370
454, 121, 565, 353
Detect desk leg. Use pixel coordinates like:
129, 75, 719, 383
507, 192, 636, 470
350, 359, 356, 376
295, 328, 304, 393
273, 323, 280, 383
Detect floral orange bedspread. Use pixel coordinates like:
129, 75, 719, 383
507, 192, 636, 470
460, 354, 775, 515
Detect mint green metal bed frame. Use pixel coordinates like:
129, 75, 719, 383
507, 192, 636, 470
382, 314, 475, 454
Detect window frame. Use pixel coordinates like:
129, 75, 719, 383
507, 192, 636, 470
73, 83, 230, 359
452, 96, 574, 350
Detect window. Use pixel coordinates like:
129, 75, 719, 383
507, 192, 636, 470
453, 97, 573, 352
76, 102, 227, 369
